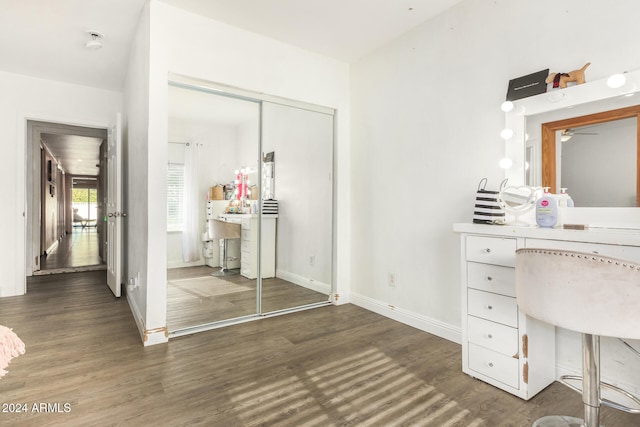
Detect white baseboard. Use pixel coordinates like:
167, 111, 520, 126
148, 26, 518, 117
350, 292, 461, 345
276, 269, 331, 295
167, 259, 205, 269
126, 291, 168, 346
45, 240, 58, 255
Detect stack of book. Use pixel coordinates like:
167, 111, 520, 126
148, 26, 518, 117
262, 200, 278, 215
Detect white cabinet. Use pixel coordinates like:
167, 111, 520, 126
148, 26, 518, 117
456, 223, 640, 400
219, 214, 277, 279
239, 215, 277, 279
460, 234, 556, 400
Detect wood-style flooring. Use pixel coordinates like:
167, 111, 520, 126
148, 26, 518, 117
0, 272, 638, 426
38, 228, 105, 274
167, 266, 329, 331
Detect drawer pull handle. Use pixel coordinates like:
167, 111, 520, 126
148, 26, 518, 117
484, 248, 491, 253
487, 334, 493, 339
486, 276, 493, 282
488, 362, 494, 368
486, 305, 493, 310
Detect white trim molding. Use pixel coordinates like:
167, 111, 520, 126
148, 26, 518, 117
350, 292, 461, 345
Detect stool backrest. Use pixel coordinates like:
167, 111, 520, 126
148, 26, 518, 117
515, 248, 640, 339
211, 219, 241, 240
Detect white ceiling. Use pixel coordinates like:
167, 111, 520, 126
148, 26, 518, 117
1, 0, 463, 176
42, 133, 103, 176
161, 0, 465, 63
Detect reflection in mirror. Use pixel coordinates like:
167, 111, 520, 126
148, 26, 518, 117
560, 118, 637, 207
165, 80, 334, 334
166, 83, 261, 331
261, 102, 333, 314
537, 104, 640, 207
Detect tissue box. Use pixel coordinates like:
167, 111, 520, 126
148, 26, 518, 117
209, 185, 224, 200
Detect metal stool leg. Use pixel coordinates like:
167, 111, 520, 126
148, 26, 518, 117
211, 238, 238, 277
583, 334, 601, 427
531, 334, 603, 427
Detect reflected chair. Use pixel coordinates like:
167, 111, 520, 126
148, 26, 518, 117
515, 248, 640, 427
210, 219, 241, 277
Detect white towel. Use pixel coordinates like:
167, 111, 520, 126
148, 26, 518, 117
0, 325, 25, 378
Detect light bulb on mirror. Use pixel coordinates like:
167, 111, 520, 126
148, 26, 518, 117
501, 101, 514, 112
500, 128, 514, 140
499, 158, 513, 169
607, 73, 626, 89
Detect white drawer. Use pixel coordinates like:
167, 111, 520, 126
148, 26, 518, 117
467, 262, 515, 297
468, 289, 518, 327
241, 240, 251, 252
526, 239, 640, 263
468, 343, 519, 389
468, 315, 518, 357
241, 218, 251, 230
241, 229, 251, 241
466, 236, 516, 267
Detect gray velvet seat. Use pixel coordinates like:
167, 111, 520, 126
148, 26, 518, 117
515, 248, 640, 427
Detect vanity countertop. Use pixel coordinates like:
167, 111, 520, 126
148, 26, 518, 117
453, 223, 640, 247
219, 213, 279, 219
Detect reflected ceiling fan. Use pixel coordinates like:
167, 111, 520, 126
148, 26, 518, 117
560, 125, 600, 142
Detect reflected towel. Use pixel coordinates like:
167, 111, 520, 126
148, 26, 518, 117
0, 325, 25, 378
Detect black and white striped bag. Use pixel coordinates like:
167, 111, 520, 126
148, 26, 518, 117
473, 178, 507, 224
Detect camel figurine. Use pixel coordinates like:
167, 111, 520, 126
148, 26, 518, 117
546, 62, 591, 88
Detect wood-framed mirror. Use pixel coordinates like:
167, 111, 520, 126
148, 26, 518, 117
541, 104, 640, 206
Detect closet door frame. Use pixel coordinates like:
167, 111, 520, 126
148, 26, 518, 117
167, 73, 336, 338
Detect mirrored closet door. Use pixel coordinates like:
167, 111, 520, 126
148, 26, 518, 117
166, 83, 261, 330
260, 102, 334, 314
166, 80, 334, 334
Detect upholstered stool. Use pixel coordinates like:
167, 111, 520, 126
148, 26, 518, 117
210, 219, 241, 276
515, 248, 640, 427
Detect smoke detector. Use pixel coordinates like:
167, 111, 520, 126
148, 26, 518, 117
85, 31, 104, 50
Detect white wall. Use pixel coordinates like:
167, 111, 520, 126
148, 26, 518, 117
123, 1, 170, 344
349, 0, 640, 342
0, 70, 121, 298
142, 0, 351, 335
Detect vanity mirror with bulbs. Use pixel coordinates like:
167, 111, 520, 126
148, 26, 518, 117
503, 69, 640, 227
454, 69, 640, 401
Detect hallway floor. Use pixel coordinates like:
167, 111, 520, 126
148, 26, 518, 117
38, 227, 105, 274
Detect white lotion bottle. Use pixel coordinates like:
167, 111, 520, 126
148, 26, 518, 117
536, 187, 559, 228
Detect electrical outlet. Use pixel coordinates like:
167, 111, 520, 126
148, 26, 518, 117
309, 255, 315, 266
388, 272, 396, 287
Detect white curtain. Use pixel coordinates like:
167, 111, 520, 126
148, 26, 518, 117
182, 143, 200, 262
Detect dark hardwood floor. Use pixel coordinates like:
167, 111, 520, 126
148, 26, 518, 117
0, 272, 637, 426
38, 228, 105, 274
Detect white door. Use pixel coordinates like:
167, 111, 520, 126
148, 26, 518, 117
106, 113, 123, 297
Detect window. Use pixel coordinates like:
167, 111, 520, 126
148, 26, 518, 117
167, 162, 184, 232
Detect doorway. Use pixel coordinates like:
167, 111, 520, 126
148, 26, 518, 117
166, 80, 335, 335
27, 121, 108, 276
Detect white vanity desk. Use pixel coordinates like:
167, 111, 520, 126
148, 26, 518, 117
453, 222, 640, 400
219, 214, 278, 279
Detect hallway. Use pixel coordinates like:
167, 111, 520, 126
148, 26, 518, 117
38, 227, 105, 274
